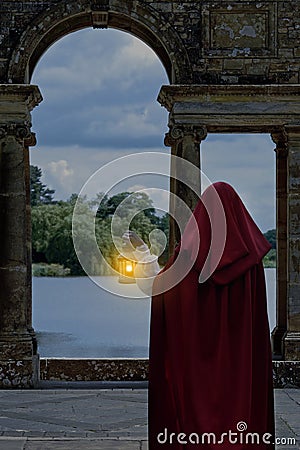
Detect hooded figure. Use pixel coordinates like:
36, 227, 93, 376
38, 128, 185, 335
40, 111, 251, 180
148, 182, 275, 449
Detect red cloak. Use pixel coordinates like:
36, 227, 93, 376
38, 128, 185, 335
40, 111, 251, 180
148, 182, 275, 449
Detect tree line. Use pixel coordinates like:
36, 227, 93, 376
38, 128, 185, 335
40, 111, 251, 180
30, 166, 169, 275
30, 165, 276, 276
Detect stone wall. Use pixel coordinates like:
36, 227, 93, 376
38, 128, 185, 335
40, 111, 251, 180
1, 1, 300, 84
40, 358, 149, 382
40, 358, 300, 388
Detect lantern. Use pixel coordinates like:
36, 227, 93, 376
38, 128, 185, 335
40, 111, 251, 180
117, 255, 137, 284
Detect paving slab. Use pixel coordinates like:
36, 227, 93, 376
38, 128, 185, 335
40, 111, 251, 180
0, 388, 298, 449
23, 440, 141, 450
0, 440, 26, 450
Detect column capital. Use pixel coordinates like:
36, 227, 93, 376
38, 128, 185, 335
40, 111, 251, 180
24, 132, 37, 147
0, 121, 33, 143
0, 85, 42, 147
164, 124, 207, 147
271, 131, 288, 158
271, 130, 287, 146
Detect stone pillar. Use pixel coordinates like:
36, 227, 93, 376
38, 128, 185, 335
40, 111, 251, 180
284, 126, 300, 360
24, 133, 38, 356
165, 124, 207, 255
271, 132, 288, 358
0, 85, 42, 387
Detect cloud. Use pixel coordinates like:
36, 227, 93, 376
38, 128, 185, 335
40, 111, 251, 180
33, 29, 163, 99
44, 159, 75, 198
127, 184, 147, 192
48, 159, 74, 179
31, 145, 169, 201
31, 29, 168, 150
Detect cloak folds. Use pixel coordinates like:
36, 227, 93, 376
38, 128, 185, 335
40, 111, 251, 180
148, 182, 275, 449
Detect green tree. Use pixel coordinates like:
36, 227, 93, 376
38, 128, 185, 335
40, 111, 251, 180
262, 229, 276, 268
30, 165, 55, 206
31, 203, 68, 257
31, 190, 170, 276
263, 229, 276, 249
96, 191, 158, 223
45, 214, 85, 276
263, 249, 276, 268
31, 199, 86, 274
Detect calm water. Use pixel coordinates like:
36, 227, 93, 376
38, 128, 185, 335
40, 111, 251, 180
32, 269, 276, 358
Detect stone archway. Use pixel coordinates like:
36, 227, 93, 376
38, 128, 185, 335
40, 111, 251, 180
7, 1, 192, 84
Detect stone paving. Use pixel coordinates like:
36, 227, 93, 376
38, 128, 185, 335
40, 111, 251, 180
0, 386, 298, 449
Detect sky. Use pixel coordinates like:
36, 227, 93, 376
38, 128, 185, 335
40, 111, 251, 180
31, 28, 275, 232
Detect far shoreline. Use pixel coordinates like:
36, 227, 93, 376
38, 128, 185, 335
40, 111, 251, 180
32, 263, 276, 277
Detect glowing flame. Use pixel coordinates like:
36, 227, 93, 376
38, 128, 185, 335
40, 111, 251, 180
125, 262, 133, 273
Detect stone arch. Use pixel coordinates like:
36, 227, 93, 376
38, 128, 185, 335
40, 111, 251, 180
7, 1, 192, 84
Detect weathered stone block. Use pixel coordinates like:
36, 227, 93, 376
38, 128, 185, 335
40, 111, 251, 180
206, 59, 223, 71
272, 361, 300, 388
284, 332, 300, 361
278, 49, 294, 58
220, 75, 239, 84
248, 64, 267, 75
270, 62, 289, 72
288, 196, 300, 235
223, 59, 244, 70
289, 242, 300, 283
151, 3, 172, 12
288, 150, 300, 190
288, 293, 300, 320
0, 355, 39, 388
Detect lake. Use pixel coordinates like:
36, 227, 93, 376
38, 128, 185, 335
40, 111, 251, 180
32, 268, 276, 358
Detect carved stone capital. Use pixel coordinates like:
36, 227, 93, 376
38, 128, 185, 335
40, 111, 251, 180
164, 132, 177, 147
0, 122, 32, 143
164, 125, 207, 147
24, 132, 37, 148
271, 131, 288, 158
192, 125, 208, 143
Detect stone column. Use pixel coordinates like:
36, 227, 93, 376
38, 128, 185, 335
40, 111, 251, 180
0, 85, 42, 387
164, 124, 207, 255
284, 126, 300, 360
271, 131, 288, 358
24, 133, 38, 356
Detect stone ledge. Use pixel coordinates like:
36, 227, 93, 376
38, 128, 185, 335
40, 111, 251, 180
40, 358, 300, 388
40, 358, 149, 383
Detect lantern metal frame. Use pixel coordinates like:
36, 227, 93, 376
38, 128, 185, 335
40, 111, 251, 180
117, 254, 137, 284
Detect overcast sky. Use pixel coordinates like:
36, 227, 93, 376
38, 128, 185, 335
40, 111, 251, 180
31, 28, 275, 232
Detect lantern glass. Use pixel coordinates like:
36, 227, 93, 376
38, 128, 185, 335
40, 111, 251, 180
118, 255, 136, 284
125, 262, 133, 273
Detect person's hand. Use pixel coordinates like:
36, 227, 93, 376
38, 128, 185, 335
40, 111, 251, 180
122, 231, 145, 249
